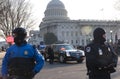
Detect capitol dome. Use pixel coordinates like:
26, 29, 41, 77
43, 0, 69, 21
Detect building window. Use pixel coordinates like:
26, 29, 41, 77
62, 31, 64, 37
71, 31, 73, 36
82, 39, 84, 46
66, 31, 69, 36
38, 34, 40, 37
76, 32, 78, 36
80, 31, 82, 35
75, 26, 77, 29
76, 40, 78, 44
71, 40, 73, 44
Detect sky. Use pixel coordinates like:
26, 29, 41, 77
0, 0, 120, 41
29, 0, 120, 30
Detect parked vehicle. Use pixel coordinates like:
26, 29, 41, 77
45, 44, 85, 63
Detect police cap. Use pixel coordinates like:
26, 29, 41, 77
12, 27, 27, 37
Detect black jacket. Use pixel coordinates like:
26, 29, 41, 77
85, 42, 117, 74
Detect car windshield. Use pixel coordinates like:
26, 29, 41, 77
58, 45, 75, 50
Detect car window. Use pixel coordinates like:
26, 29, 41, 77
52, 44, 75, 52
59, 45, 74, 50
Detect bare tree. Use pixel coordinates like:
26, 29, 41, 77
0, 0, 35, 39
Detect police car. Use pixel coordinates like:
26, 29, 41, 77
51, 44, 85, 63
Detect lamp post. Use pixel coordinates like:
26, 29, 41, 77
110, 30, 113, 43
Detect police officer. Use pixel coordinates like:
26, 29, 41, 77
85, 27, 117, 79
1, 27, 44, 79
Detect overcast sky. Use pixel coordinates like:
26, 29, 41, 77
30, 0, 120, 30
0, 0, 120, 41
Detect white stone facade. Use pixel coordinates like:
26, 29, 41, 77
28, 30, 43, 45
40, 20, 120, 46
39, 0, 120, 46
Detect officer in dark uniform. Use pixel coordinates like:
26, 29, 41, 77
1, 27, 44, 79
85, 27, 117, 79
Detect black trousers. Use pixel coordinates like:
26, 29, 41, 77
88, 72, 111, 79
48, 54, 54, 64
8, 76, 33, 79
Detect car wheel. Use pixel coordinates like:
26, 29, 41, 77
59, 55, 66, 63
77, 60, 83, 63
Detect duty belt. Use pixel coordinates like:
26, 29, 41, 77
98, 66, 108, 70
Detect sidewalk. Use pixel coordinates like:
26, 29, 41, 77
0, 52, 5, 65
0, 52, 5, 58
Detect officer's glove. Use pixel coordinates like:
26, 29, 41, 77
107, 66, 116, 73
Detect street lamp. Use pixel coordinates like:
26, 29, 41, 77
110, 30, 113, 43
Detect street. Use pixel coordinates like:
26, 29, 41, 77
34, 59, 120, 79
0, 52, 120, 79
35, 61, 87, 79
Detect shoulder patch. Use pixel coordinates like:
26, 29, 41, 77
86, 47, 91, 52
24, 50, 28, 55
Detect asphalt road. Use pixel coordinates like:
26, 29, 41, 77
34, 59, 120, 79
0, 52, 120, 79
34, 61, 87, 79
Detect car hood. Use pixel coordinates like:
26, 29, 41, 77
63, 49, 85, 56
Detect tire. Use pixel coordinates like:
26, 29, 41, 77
77, 60, 83, 63
59, 55, 66, 63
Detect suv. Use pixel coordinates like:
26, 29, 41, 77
48, 44, 85, 63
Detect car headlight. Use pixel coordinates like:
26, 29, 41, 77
66, 52, 70, 56
81, 51, 85, 56
78, 50, 85, 56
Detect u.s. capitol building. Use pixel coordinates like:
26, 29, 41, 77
39, 0, 120, 46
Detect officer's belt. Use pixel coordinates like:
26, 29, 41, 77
97, 66, 108, 70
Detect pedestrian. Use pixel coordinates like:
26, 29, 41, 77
85, 27, 118, 79
47, 45, 54, 64
1, 27, 44, 79
114, 39, 120, 55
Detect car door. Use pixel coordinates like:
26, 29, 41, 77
53, 45, 59, 59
